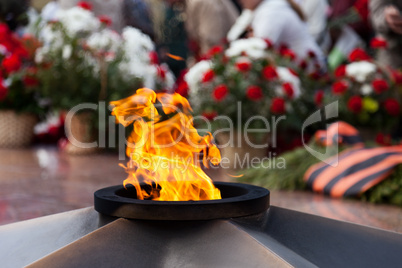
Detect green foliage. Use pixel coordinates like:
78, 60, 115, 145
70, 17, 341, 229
361, 165, 402, 206
238, 141, 339, 190
0, 71, 43, 115
239, 141, 402, 206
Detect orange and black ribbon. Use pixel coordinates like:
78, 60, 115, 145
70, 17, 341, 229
305, 122, 402, 197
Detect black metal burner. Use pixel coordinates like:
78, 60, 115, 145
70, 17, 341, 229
94, 182, 270, 220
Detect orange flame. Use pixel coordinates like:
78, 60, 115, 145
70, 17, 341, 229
110, 88, 221, 201
166, 53, 185, 61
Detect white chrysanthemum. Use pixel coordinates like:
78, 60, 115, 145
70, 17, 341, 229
360, 84, 373, 95
62, 45, 72, 59
122, 26, 154, 63
118, 27, 159, 82
4, 78, 12, 87
0, 44, 8, 55
345, 61, 377, 83
225, 38, 267, 59
81, 52, 100, 76
142, 64, 175, 90
40, 24, 63, 49
162, 64, 176, 91
276, 67, 301, 98
35, 47, 48, 63
143, 65, 156, 89
119, 58, 147, 79
86, 29, 121, 54
185, 60, 213, 95
56, 7, 100, 36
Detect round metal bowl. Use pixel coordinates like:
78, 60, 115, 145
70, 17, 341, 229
94, 182, 270, 220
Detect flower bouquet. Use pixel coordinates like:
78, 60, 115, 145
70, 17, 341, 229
185, 38, 306, 133
33, 2, 175, 152
327, 48, 401, 134
34, 2, 175, 109
184, 38, 323, 168
0, 23, 42, 147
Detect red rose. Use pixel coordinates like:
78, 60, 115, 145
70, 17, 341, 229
175, 80, 189, 98
270, 98, 286, 114
348, 48, 370, 62
13, 46, 29, 59
281, 48, 296, 61
347, 95, 363, 114
264, 39, 273, 48
0, 23, 10, 42
236, 61, 252, 72
372, 79, 389, 94
282, 82, 294, 98
309, 71, 321, 80
315, 90, 324, 106
149, 51, 159, 65
288, 68, 298, 76
375, 133, 391, 146
202, 69, 215, 83
23, 76, 39, 88
370, 37, 387, 49
353, 0, 369, 22
334, 65, 346, 77
332, 81, 348, 95
384, 99, 400, 116
246, 85, 263, 101
212, 84, 228, 101
2, 54, 21, 73
299, 60, 307, 70
307, 50, 316, 58
0, 80, 8, 101
77, 1, 92, 10
23, 67, 40, 87
206, 45, 223, 58
262, 66, 278, 80
156, 66, 166, 80
392, 70, 402, 85
99, 15, 112, 26
202, 111, 218, 120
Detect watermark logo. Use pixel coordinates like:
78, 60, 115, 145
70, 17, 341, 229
64, 101, 339, 169
302, 101, 339, 167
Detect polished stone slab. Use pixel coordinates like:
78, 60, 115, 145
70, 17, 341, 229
1, 206, 401, 267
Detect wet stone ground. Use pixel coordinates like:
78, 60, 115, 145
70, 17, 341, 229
0, 146, 401, 233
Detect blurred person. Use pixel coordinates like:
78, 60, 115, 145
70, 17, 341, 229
58, 0, 154, 38
41, 0, 60, 22
370, 0, 402, 69
186, 0, 239, 56
325, 0, 370, 69
156, 0, 188, 77
230, 0, 243, 12
144, 0, 167, 43
238, 0, 326, 68
0, 0, 30, 31
58, 0, 125, 32
123, 0, 155, 40
328, 0, 372, 44
296, 0, 331, 50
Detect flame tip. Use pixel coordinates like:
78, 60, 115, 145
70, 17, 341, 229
112, 89, 221, 201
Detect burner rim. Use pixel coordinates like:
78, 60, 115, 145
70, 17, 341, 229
94, 182, 270, 220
